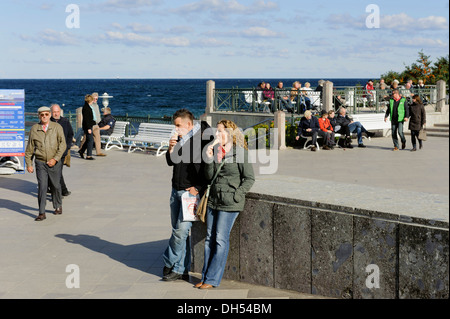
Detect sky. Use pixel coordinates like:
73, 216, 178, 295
0, 0, 448, 79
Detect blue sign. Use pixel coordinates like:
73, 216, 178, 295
0, 89, 25, 174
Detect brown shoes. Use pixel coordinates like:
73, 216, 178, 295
97, 153, 107, 157
194, 282, 213, 289
393, 147, 399, 151
35, 214, 46, 221
54, 207, 63, 215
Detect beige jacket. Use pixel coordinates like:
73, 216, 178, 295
25, 122, 67, 168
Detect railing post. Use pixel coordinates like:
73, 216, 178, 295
76, 107, 82, 129
436, 80, 446, 112
274, 110, 286, 150
206, 80, 215, 114
323, 81, 333, 112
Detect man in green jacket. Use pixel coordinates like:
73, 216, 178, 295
25, 106, 66, 221
385, 89, 410, 151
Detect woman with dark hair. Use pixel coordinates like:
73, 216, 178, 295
195, 119, 255, 289
408, 94, 426, 151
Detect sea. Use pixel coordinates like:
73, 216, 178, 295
0, 78, 369, 119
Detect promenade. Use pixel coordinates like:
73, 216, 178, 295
0, 135, 448, 300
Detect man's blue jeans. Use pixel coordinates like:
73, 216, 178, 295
391, 122, 406, 148
163, 189, 193, 275
348, 121, 367, 145
201, 208, 239, 287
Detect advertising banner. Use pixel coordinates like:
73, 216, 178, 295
0, 89, 25, 174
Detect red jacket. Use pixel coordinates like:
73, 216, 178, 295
318, 117, 333, 132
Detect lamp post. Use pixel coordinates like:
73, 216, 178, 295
99, 92, 113, 109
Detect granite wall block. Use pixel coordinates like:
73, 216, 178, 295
353, 216, 398, 299
399, 224, 449, 299
273, 204, 311, 293
239, 198, 274, 287
311, 210, 353, 298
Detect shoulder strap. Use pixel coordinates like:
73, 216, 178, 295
209, 161, 226, 186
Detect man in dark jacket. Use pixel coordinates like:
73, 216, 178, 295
295, 110, 321, 151
162, 109, 213, 281
98, 107, 116, 136
50, 104, 74, 196
336, 107, 374, 148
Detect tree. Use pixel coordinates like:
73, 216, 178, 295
381, 51, 449, 85
432, 55, 449, 84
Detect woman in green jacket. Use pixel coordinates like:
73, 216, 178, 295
195, 120, 255, 289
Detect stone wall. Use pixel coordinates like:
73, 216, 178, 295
191, 193, 449, 299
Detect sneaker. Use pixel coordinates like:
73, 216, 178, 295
366, 131, 376, 138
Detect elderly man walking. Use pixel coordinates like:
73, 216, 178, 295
25, 106, 67, 221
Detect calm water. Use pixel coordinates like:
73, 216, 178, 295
0, 78, 369, 118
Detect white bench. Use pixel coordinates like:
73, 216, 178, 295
101, 121, 129, 151
351, 113, 390, 136
124, 123, 175, 156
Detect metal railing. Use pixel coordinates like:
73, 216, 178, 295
214, 85, 442, 115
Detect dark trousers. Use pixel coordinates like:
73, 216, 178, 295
411, 130, 422, 148
80, 131, 94, 157
35, 160, 63, 215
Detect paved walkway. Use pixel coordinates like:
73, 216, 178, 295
0, 135, 448, 299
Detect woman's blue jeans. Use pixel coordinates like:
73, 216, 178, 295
201, 208, 239, 287
163, 189, 193, 275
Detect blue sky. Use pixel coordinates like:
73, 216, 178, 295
0, 0, 448, 79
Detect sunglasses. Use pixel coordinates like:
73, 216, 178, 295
39, 113, 50, 117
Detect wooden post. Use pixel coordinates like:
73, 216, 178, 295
206, 80, 215, 114
436, 80, 446, 113
323, 81, 334, 112
274, 111, 286, 150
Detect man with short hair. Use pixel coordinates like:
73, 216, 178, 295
25, 106, 66, 221
295, 110, 321, 152
336, 107, 374, 148
98, 107, 116, 136
162, 109, 213, 281
385, 89, 409, 151
50, 104, 74, 196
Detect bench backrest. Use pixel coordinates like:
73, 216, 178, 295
351, 113, 390, 130
111, 121, 129, 136
135, 123, 175, 141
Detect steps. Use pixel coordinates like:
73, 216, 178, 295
426, 123, 449, 138
405, 123, 449, 138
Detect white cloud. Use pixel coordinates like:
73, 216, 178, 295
172, 0, 278, 15
160, 37, 190, 47
327, 12, 448, 32
20, 29, 79, 46
241, 27, 284, 38
99, 31, 190, 47
100, 0, 162, 10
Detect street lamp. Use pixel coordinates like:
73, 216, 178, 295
100, 92, 113, 108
